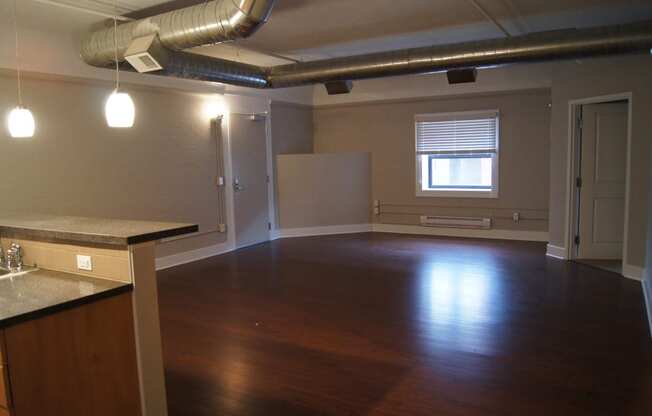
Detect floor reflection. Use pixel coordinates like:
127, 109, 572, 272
416, 259, 502, 355
159, 234, 652, 416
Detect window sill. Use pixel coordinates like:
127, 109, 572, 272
416, 189, 498, 199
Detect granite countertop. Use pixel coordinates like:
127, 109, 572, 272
0, 213, 198, 246
0, 268, 132, 328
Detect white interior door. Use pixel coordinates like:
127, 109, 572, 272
577, 102, 628, 259
230, 115, 270, 248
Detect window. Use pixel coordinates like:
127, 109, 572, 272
415, 110, 499, 198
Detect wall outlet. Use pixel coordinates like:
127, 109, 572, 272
512, 212, 520, 223
76, 254, 93, 271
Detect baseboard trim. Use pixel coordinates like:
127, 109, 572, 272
273, 223, 373, 239
622, 264, 645, 281
546, 244, 568, 260
372, 223, 549, 242
157, 223, 548, 270
642, 279, 652, 338
155, 241, 235, 271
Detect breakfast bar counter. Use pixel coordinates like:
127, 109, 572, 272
0, 213, 197, 416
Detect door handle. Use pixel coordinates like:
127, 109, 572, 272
234, 179, 244, 192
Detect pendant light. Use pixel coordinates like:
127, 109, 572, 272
7, 0, 35, 139
105, 15, 135, 128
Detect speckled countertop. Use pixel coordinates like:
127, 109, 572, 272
0, 213, 198, 246
0, 268, 132, 328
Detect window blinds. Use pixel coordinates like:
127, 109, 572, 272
415, 110, 499, 155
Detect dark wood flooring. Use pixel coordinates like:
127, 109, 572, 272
157, 233, 652, 416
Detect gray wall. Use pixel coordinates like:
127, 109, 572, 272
0, 73, 315, 260
277, 153, 371, 228
313, 89, 551, 232
548, 55, 652, 268
270, 102, 314, 228
0, 73, 227, 254
0, 72, 246, 259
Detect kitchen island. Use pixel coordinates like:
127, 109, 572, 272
0, 214, 197, 416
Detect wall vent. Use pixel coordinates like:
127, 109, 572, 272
420, 216, 491, 229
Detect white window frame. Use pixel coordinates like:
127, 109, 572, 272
414, 110, 500, 199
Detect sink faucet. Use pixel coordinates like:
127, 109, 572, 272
5, 243, 23, 272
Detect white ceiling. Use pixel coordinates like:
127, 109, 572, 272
47, 0, 166, 15
10, 0, 652, 66
7, 1, 167, 33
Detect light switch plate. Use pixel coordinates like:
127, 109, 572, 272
77, 254, 93, 271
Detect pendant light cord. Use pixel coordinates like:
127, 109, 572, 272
12, 0, 23, 106
113, 0, 120, 91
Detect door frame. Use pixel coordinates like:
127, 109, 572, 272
565, 92, 633, 269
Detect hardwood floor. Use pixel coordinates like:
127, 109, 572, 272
157, 233, 652, 416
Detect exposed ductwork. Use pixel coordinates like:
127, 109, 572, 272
266, 21, 652, 88
81, 0, 276, 67
81, 3, 652, 93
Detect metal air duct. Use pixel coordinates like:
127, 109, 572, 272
81, 7, 652, 92
266, 21, 652, 87
81, 0, 276, 67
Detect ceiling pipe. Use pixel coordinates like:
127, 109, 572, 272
81, 8, 652, 91
266, 20, 652, 88
81, 0, 276, 67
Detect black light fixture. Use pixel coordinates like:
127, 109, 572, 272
447, 68, 478, 84
324, 80, 354, 95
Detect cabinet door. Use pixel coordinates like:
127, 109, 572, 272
0, 331, 10, 413
4, 293, 141, 416
0, 363, 9, 411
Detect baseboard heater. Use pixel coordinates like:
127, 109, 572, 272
420, 216, 491, 229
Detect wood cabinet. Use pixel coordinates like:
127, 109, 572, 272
0, 293, 141, 416
0, 363, 9, 410
0, 332, 9, 413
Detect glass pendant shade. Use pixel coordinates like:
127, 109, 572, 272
7, 106, 35, 138
105, 90, 135, 128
